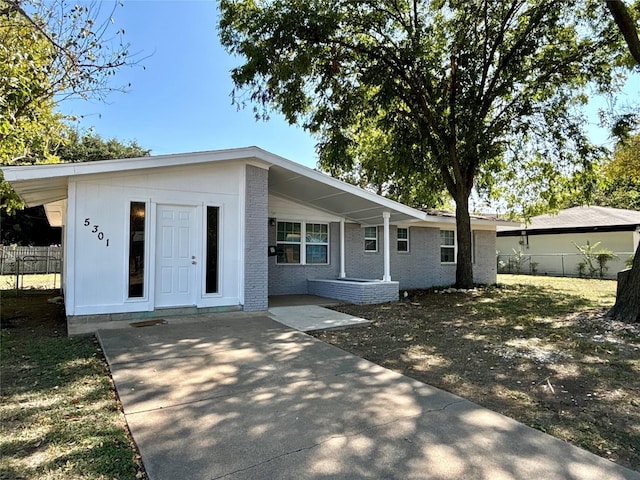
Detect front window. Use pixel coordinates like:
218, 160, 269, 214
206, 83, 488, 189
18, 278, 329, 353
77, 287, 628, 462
276, 221, 301, 264
205, 206, 219, 293
364, 226, 377, 252
397, 227, 409, 252
440, 230, 456, 263
305, 223, 328, 264
276, 221, 329, 264
128, 202, 146, 298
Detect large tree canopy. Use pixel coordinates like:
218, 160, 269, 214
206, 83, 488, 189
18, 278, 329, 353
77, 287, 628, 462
1, 0, 136, 212
219, 0, 632, 287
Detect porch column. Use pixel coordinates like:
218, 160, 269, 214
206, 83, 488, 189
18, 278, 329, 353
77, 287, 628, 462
383, 211, 391, 282
339, 217, 346, 278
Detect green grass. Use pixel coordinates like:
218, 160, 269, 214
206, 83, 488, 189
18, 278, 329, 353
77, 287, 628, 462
0, 291, 142, 479
496, 274, 616, 308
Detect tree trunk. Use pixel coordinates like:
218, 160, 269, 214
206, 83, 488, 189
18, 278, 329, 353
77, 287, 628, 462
607, 241, 640, 323
454, 191, 474, 289
606, 0, 640, 64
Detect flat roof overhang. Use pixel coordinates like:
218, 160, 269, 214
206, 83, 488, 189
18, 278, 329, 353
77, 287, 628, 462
1, 146, 510, 228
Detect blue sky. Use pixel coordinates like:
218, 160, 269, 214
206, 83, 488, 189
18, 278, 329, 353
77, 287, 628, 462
61, 1, 638, 171
63, 1, 319, 168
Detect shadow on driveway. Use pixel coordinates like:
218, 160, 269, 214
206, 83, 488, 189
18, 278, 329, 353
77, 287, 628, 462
97, 315, 640, 480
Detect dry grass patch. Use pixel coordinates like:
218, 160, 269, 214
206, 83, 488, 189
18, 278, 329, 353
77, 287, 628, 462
0, 290, 144, 480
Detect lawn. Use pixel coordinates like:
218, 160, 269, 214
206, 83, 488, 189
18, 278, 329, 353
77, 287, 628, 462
2, 275, 638, 476
311, 274, 640, 471
0, 289, 144, 480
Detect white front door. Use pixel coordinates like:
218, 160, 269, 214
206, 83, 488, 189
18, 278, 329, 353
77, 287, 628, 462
155, 205, 197, 307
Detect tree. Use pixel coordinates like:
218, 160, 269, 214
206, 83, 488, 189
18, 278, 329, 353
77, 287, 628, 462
55, 130, 150, 163
1, 0, 137, 212
1, 132, 151, 245
219, 0, 629, 287
1, 3, 68, 211
605, 1, 640, 323
592, 133, 640, 210
607, 0, 640, 64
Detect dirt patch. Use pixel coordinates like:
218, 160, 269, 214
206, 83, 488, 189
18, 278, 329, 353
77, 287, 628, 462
310, 284, 640, 471
0, 289, 67, 334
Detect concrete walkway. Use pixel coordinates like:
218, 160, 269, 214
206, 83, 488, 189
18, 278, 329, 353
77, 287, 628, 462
97, 316, 640, 480
269, 305, 370, 331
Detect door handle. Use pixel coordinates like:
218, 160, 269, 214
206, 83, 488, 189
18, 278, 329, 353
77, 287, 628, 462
192, 255, 196, 265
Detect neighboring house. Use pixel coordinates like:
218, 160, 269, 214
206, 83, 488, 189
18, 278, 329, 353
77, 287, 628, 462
2, 147, 505, 334
497, 206, 640, 278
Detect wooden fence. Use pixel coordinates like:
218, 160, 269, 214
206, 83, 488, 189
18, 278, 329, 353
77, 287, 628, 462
0, 246, 62, 275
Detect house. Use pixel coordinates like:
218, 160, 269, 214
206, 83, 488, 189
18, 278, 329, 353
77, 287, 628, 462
2, 147, 504, 334
496, 206, 640, 278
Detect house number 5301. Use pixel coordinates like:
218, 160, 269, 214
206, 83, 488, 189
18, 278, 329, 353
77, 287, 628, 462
83, 218, 110, 246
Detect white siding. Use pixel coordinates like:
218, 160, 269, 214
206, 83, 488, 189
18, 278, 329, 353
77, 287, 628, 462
269, 195, 342, 222
496, 231, 636, 278
67, 162, 244, 315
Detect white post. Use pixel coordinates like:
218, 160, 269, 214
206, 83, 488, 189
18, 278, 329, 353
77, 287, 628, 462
339, 217, 346, 278
383, 211, 391, 282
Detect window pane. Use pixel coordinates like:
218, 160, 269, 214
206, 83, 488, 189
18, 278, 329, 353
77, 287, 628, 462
364, 226, 377, 239
397, 227, 408, 252
128, 202, 145, 298
205, 206, 219, 293
440, 230, 455, 246
277, 244, 300, 263
277, 221, 301, 242
441, 246, 455, 263
306, 244, 327, 264
365, 239, 377, 251
306, 223, 328, 243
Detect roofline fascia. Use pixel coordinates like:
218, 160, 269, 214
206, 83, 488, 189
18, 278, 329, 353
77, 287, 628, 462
497, 224, 640, 237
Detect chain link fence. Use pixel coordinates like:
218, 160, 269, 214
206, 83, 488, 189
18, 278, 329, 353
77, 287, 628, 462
0, 246, 62, 292
496, 251, 634, 279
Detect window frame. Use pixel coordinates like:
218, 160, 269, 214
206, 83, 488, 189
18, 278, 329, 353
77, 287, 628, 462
276, 221, 302, 264
276, 220, 330, 265
471, 230, 476, 264
440, 229, 456, 264
397, 227, 409, 253
126, 200, 147, 300
305, 222, 329, 265
364, 226, 378, 252
205, 206, 220, 294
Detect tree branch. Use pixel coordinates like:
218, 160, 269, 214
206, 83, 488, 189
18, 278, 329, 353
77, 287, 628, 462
606, 0, 640, 64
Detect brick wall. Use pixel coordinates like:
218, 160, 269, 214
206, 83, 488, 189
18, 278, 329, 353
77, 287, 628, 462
473, 229, 497, 285
243, 165, 268, 311
267, 221, 497, 297
308, 279, 399, 304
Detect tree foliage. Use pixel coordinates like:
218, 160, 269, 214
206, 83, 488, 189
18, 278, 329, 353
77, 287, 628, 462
55, 130, 150, 163
1, 132, 150, 245
594, 134, 640, 210
1, 0, 137, 212
219, 0, 632, 287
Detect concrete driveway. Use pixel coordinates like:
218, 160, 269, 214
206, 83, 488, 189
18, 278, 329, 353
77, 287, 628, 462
97, 315, 640, 480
